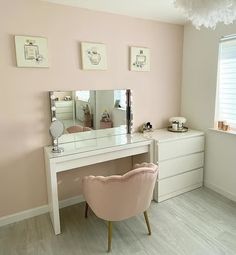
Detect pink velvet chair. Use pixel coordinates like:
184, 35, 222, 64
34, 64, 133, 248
66, 125, 92, 133
82, 163, 158, 252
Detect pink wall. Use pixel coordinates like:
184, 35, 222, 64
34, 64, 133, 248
0, 0, 183, 217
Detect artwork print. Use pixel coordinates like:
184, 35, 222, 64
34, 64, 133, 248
14, 35, 49, 68
81, 42, 107, 70
130, 47, 150, 71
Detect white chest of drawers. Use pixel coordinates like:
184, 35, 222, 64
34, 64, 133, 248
150, 129, 204, 202
55, 100, 74, 120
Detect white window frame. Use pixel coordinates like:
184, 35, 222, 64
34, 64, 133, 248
76, 90, 90, 102
114, 90, 126, 109
215, 35, 236, 130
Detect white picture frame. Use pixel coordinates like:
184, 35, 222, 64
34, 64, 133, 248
130, 46, 150, 72
81, 42, 107, 70
14, 35, 49, 68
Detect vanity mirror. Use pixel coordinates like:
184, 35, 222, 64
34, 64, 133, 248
49, 120, 64, 153
49, 89, 133, 143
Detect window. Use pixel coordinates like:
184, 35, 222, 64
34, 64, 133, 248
216, 36, 236, 130
114, 90, 126, 109
76, 90, 90, 102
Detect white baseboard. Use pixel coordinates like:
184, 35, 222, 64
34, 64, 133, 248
59, 195, 84, 209
0, 205, 49, 228
156, 183, 202, 202
204, 181, 236, 202
0, 195, 85, 228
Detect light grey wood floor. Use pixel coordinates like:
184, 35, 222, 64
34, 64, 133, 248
1, 188, 236, 255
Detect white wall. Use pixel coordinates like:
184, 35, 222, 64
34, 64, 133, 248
181, 23, 236, 201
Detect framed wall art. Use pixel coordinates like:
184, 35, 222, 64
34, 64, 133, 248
81, 42, 107, 70
14, 35, 49, 68
130, 46, 150, 72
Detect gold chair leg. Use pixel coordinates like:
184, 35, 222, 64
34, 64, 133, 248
85, 202, 89, 218
144, 211, 151, 235
108, 221, 112, 252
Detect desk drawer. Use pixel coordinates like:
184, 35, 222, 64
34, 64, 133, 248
159, 152, 204, 179
157, 136, 204, 161
158, 168, 203, 200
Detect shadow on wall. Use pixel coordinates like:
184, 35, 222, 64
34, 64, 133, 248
9, 34, 17, 67
41, 91, 51, 145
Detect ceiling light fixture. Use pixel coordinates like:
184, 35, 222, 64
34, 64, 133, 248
173, 0, 236, 29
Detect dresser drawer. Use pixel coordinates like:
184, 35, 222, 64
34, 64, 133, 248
56, 106, 73, 114
157, 136, 204, 161
56, 112, 73, 120
157, 168, 203, 201
159, 152, 204, 179
55, 101, 73, 107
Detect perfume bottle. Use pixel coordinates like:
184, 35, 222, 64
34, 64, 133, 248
135, 50, 146, 68
24, 40, 39, 60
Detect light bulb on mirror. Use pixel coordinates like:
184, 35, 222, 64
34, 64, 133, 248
50, 94, 56, 100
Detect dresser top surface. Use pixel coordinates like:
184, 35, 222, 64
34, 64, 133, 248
45, 133, 151, 159
143, 129, 204, 142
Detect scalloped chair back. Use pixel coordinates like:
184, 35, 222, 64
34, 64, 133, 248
82, 162, 158, 252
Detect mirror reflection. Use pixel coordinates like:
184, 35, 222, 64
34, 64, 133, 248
49, 90, 131, 139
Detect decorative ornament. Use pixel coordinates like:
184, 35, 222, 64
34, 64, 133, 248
173, 0, 236, 29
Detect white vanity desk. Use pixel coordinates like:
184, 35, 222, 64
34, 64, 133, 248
44, 133, 153, 235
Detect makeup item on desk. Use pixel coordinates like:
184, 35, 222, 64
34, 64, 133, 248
139, 122, 153, 133
168, 117, 188, 132
172, 121, 178, 131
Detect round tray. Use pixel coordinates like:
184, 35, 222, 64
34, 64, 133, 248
167, 126, 188, 133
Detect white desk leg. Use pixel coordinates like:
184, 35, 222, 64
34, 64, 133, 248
149, 141, 158, 202
149, 141, 154, 163
45, 155, 61, 235
132, 141, 154, 166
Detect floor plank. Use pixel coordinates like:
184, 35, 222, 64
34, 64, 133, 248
0, 188, 236, 255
